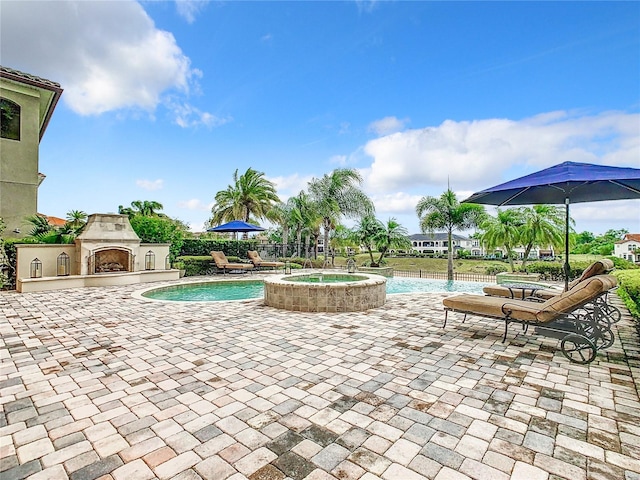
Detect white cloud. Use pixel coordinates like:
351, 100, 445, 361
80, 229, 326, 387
136, 179, 164, 191
368, 116, 409, 136
362, 110, 640, 193
168, 100, 232, 128
178, 198, 213, 210
0, 0, 215, 124
268, 174, 314, 200
175, 0, 208, 24
356, 0, 379, 14
570, 200, 638, 226
329, 155, 348, 166
370, 192, 423, 214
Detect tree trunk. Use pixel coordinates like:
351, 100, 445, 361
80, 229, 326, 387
521, 243, 533, 270
367, 247, 375, 266
323, 219, 331, 266
447, 230, 454, 281
376, 247, 388, 267
507, 248, 515, 272
282, 226, 289, 254
296, 230, 303, 257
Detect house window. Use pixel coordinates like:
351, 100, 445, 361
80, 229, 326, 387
0, 98, 20, 141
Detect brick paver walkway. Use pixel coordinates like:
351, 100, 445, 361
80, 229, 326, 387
1, 277, 639, 479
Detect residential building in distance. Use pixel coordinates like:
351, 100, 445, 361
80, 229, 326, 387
614, 233, 640, 263
409, 233, 483, 257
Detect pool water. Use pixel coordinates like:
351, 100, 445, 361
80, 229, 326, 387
142, 277, 488, 302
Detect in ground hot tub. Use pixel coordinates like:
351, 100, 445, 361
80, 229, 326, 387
263, 271, 386, 312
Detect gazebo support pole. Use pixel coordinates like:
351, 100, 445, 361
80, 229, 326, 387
564, 198, 570, 292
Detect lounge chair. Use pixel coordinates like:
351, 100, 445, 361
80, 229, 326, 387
442, 274, 618, 363
247, 250, 285, 271
482, 259, 620, 323
210, 251, 254, 275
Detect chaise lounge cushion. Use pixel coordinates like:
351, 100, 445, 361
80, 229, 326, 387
247, 250, 285, 269
211, 251, 253, 271
444, 274, 615, 324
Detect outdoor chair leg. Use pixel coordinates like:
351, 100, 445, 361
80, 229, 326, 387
443, 310, 448, 328
502, 320, 509, 343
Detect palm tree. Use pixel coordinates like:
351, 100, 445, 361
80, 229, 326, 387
518, 205, 567, 269
25, 214, 53, 236
479, 208, 524, 272
416, 189, 486, 281
308, 168, 374, 265
65, 210, 87, 231
351, 215, 385, 266
267, 201, 293, 257
131, 200, 164, 216
288, 191, 320, 258
25, 215, 77, 244
210, 168, 280, 238
374, 217, 411, 266
118, 201, 164, 218
329, 224, 356, 264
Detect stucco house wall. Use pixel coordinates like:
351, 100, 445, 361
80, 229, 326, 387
0, 66, 62, 237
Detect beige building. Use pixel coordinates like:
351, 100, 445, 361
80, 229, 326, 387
0, 66, 63, 237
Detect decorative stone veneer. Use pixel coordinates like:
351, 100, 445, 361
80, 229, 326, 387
263, 272, 386, 312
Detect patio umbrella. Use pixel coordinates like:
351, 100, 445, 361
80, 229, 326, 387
207, 220, 266, 254
207, 220, 266, 233
463, 161, 640, 290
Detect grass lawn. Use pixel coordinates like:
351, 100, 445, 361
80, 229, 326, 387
329, 253, 605, 273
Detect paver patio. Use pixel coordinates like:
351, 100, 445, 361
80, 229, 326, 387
1, 276, 639, 480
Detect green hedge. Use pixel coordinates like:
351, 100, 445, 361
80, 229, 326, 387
180, 239, 259, 258
613, 269, 640, 320
176, 254, 305, 276
518, 261, 592, 281
177, 255, 251, 276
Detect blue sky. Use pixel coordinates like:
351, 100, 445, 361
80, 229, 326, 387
2, 0, 639, 235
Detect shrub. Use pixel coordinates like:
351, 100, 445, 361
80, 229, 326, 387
485, 264, 508, 275
176, 256, 212, 276
613, 269, 640, 320
1, 237, 33, 290
283, 257, 325, 268
129, 215, 184, 262
520, 261, 590, 281
177, 254, 251, 276
605, 256, 639, 270
0, 219, 7, 289
180, 238, 259, 258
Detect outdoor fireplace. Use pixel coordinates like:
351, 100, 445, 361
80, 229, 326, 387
91, 248, 133, 274
15, 213, 177, 293
76, 214, 145, 276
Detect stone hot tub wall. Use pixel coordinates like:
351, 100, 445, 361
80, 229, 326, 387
263, 273, 387, 312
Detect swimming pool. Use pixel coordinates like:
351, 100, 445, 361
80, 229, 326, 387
139, 277, 488, 302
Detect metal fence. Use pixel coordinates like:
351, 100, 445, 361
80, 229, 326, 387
387, 269, 497, 283
254, 245, 497, 282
